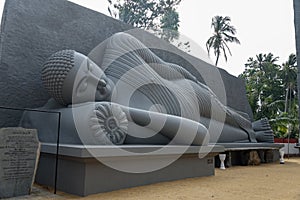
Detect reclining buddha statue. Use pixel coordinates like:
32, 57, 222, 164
20, 32, 260, 146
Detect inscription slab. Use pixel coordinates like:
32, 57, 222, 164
0, 127, 40, 198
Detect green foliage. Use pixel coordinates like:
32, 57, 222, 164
107, 0, 181, 42
107, 0, 191, 52
239, 53, 299, 139
159, 8, 180, 42
206, 16, 240, 66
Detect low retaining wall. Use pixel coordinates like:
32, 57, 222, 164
36, 143, 224, 196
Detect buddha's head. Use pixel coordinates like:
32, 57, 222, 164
42, 50, 112, 105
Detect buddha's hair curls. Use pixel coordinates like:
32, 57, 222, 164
41, 50, 75, 105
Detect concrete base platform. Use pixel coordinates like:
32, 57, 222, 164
35, 143, 224, 196
215, 143, 284, 167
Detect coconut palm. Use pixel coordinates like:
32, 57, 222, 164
240, 53, 282, 119
206, 16, 240, 66
281, 54, 297, 113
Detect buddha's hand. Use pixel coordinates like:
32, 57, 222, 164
89, 103, 128, 144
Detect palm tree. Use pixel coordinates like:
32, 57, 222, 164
280, 54, 298, 141
240, 53, 281, 119
281, 54, 297, 113
206, 16, 240, 66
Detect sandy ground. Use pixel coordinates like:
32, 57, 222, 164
6, 157, 300, 200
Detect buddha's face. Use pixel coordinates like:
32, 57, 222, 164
62, 52, 112, 104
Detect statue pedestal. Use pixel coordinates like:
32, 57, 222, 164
36, 143, 224, 196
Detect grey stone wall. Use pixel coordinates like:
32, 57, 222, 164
0, 0, 253, 126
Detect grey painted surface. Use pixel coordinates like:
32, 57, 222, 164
0, 128, 40, 198
36, 144, 222, 196
0, 0, 252, 127
220, 143, 283, 150
294, 0, 300, 132
40, 143, 225, 157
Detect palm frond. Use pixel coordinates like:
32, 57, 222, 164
206, 15, 240, 65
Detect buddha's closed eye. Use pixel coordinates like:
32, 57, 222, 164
77, 77, 88, 94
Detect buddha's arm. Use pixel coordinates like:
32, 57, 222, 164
119, 105, 209, 146
74, 102, 209, 145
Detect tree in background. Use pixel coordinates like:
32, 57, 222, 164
276, 54, 298, 139
107, 0, 181, 42
239, 53, 299, 139
206, 16, 240, 66
159, 5, 180, 42
241, 53, 281, 119
107, 0, 191, 52
281, 54, 297, 113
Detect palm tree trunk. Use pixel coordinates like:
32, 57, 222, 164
284, 87, 289, 113
215, 54, 219, 66
293, 0, 300, 143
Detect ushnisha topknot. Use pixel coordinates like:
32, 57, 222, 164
41, 50, 75, 106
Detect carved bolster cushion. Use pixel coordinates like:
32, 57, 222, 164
88, 103, 128, 145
